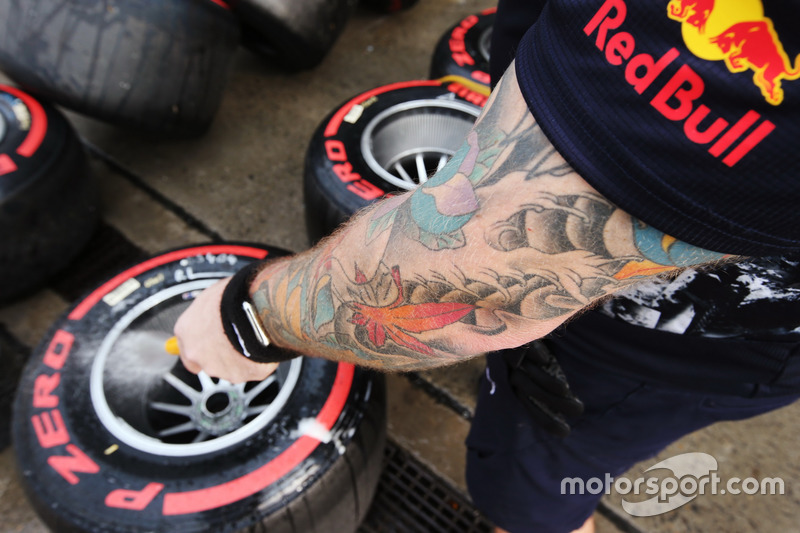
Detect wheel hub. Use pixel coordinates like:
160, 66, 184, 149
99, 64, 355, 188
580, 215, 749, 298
189, 379, 247, 436
361, 99, 480, 191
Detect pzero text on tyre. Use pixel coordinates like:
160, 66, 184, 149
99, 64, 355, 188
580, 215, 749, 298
429, 8, 496, 87
0, 0, 240, 136
0, 84, 97, 303
303, 79, 485, 243
12, 243, 386, 533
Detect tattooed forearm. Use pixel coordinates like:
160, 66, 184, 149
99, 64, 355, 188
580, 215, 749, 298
252, 245, 476, 371
250, 63, 730, 371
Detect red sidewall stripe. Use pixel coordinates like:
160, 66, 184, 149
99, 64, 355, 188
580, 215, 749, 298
0, 153, 17, 176
68, 245, 270, 320
323, 80, 443, 138
206, 0, 231, 9
59, 242, 352, 516
162, 362, 355, 515
0, 84, 47, 158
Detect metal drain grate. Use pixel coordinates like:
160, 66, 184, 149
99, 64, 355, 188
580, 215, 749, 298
359, 440, 493, 533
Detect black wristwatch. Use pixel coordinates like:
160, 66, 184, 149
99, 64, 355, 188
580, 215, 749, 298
219, 260, 298, 364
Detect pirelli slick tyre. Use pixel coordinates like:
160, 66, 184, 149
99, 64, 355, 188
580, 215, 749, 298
0, 85, 97, 304
303, 79, 485, 242
429, 8, 495, 88
12, 243, 387, 533
233, 0, 357, 71
0, 0, 239, 136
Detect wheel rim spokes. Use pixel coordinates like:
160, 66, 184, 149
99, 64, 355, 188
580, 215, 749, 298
149, 371, 271, 442
90, 280, 303, 457
158, 421, 198, 438
415, 153, 427, 183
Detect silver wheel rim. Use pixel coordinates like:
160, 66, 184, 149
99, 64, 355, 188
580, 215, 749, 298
360, 99, 480, 191
478, 26, 493, 63
0, 109, 7, 145
90, 278, 302, 457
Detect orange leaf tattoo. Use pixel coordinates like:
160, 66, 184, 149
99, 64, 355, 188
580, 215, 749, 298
614, 260, 677, 280
348, 267, 474, 356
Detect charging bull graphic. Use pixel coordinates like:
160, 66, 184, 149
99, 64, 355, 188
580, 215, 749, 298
668, 0, 799, 105
668, 0, 715, 33
711, 20, 800, 105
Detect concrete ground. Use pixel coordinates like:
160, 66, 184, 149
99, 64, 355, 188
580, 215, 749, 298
1, 0, 799, 531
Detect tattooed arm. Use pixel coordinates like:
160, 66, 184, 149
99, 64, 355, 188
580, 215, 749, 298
175, 62, 730, 379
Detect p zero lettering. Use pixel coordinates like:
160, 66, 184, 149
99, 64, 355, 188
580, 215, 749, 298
323, 139, 383, 201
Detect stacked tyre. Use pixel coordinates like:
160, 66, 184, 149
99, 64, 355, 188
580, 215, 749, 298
429, 8, 495, 87
0, 85, 97, 303
302, 9, 496, 243
234, 0, 358, 71
0, 0, 373, 136
303, 78, 486, 242
0, 0, 240, 136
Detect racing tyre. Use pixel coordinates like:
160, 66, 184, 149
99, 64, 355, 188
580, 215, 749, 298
12, 243, 387, 533
303, 79, 484, 242
0, 84, 98, 304
232, 0, 357, 71
0, 0, 240, 136
0, 342, 6, 450
359, 0, 419, 13
429, 8, 495, 87
0, 341, 8, 451
0, 327, 27, 451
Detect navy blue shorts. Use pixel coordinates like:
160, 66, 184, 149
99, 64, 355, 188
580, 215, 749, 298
466, 312, 800, 533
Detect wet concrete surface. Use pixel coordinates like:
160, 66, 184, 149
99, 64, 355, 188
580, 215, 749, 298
1, 1, 799, 531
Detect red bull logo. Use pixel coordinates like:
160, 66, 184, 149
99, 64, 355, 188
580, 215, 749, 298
668, 0, 715, 33
668, 0, 799, 105
584, 0, 776, 167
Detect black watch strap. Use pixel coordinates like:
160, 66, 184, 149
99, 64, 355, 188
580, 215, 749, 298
219, 260, 298, 364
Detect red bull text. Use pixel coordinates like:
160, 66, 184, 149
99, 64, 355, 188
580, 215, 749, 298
584, 0, 776, 167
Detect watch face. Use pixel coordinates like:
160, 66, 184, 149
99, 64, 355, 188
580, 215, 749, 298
242, 300, 271, 347
220, 255, 295, 363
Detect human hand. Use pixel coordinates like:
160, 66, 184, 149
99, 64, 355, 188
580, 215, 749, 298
502, 340, 584, 438
173, 278, 279, 384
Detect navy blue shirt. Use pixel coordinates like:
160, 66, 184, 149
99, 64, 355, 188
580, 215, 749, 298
499, 0, 800, 256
